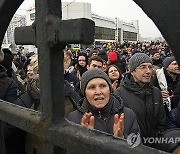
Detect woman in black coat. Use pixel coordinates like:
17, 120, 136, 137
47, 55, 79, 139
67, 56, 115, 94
0, 64, 26, 154
67, 68, 140, 139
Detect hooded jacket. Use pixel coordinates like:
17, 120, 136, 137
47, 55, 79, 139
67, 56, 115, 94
115, 73, 166, 139
67, 94, 140, 139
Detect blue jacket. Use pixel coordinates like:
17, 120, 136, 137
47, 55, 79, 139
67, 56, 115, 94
166, 101, 180, 129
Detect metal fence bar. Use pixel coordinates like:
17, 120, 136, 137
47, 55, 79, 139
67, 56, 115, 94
0, 0, 179, 153
0, 100, 168, 154
35, 0, 65, 123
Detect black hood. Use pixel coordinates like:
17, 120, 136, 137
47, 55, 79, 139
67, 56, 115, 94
120, 73, 153, 95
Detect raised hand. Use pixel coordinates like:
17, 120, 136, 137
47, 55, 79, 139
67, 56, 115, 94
113, 113, 124, 138
112, 80, 119, 92
81, 112, 95, 129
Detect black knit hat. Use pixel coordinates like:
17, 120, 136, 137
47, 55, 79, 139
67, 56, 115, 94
151, 50, 159, 56
98, 50, 108, 62
129, 53, 152, 72
0, 48, 13, 77
81, 68, 112, 96
163, 56, 175, 70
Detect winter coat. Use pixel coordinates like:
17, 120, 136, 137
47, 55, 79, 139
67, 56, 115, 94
115, 73, 166, 140
0, 66, 19, 103
166, 101, 180, 129
64, 72, 79, 87
67, 94, 140, 139
0, 121, 5, 154
14, 80, 80, 115
0, 65, 25, 154
171, 76, 180, 108
152, 58, 163, 68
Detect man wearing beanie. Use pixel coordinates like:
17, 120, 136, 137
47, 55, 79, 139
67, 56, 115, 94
155, 56, 180, 110
115, 53, 166, 147
151, 50, 163, 68
68, 68, 140, 139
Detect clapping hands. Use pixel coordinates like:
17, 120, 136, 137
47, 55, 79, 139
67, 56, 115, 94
81, 112, 125, 138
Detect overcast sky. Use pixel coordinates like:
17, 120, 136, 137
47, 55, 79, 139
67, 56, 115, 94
17, 0, 163, 38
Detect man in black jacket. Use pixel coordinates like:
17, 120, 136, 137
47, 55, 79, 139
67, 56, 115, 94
115, 53, 166, 147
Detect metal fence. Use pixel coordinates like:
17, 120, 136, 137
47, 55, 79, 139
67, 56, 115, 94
1, 0, 179, 153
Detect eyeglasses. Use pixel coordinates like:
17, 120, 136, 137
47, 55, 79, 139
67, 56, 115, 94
136, 65, 153, 71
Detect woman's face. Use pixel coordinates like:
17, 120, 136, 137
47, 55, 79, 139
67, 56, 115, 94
108, 66, 120, 81
85, 78, 110, 109
78, 56, 86, 67
27, 66, 34, 79
64, 53, 70, 62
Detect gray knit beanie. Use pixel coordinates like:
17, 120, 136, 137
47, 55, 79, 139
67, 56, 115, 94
163, 56, 175, 70
129, 53, 152, 72
81, 68, 112, 96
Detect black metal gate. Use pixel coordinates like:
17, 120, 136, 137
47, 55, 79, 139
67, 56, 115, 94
1, 0, 180, 153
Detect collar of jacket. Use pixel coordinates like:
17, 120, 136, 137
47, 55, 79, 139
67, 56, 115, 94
77, 94, 124, 118
120, 73, 153, 95
164, 69, 179, 82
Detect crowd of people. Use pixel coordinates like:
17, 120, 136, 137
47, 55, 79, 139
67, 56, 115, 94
0, 40, 180, 153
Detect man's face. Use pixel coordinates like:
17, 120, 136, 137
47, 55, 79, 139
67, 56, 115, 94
87, 60, 103, 70
166, 61, 180, 74
152, 53, 160, 60
92, 52, 98, 57
131, 62, 153, 87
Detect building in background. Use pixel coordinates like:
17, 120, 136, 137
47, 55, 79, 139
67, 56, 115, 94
62, 2, 139, 44
2, 2, 139, 51
2, 14, 26, 50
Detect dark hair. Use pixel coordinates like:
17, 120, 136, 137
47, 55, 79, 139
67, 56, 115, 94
77, 52, 88, 66
0, 48, 13, 77
76, 52, 88, 77
88, 56, 103, 66
88, 50, 98, 58
106, 64, 122, 79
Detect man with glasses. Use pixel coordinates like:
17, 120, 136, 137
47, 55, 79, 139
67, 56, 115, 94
115, 53, 166, 148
